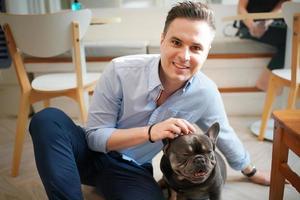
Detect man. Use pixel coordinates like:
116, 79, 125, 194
29, 2, 269, 200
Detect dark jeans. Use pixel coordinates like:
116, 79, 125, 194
29, 107, 164, 200
238, 20, 287, 70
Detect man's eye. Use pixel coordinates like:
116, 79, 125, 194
171, 40, 181, 47
191, 46, 202, 52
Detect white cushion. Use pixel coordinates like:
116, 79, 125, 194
272, 69, 300, 83
32, 73, 100, 91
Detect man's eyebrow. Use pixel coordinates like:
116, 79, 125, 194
170, 36, 204, 49
170, 36, 181, 41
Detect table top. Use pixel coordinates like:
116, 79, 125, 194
90, 17, 121, 25
272, 110, 300, 137
222, 12, 283, 21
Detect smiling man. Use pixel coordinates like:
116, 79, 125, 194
29, 2, 269, 200
159, 17, 214, 96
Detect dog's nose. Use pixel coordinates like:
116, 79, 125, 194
193, 157, 205, 166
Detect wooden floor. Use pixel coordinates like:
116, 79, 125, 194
0, 115, 299, 200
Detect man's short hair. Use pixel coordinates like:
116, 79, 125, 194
163, 1, 216, 35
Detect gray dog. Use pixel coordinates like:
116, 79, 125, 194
160, 122, 226, 200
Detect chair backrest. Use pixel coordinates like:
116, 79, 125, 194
0, 9, 92, 92
282, 2, 300, 86
282, 2, 300, 28
0, 9, 92, 57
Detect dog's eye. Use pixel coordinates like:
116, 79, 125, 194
182, 153, 190, 157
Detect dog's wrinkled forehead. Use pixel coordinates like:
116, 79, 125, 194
169, 132, 213, 153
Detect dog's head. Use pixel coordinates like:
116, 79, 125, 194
163, 122, 220, 184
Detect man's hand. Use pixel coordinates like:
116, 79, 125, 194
149, 118, 196, 142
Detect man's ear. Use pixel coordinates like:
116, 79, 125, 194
160, 32, 165, 45
205, 122, 220, 145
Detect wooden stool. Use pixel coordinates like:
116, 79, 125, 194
270, 110, 300, 200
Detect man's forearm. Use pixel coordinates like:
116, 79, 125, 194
238, 0, 254, 30
106, 126, 149, 151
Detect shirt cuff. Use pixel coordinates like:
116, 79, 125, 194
85, 127, 116, 153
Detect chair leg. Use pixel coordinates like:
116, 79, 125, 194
43, 99, 50, 108
76, 90, 88, 124
11, 94, 30, 177
258, 77, 282, 141
287, 84, 299, 109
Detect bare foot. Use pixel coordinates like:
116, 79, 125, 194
242, 165, 270, 186
247, 170, 270, 186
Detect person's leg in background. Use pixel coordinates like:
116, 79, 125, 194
29, 107, 93, 200
239, 21, 287, 91
253, 21, 287, 91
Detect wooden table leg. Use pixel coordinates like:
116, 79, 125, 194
269, 122, 289, 200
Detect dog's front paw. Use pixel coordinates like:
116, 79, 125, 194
157, 178, 167, 189
168, 189, 177, 200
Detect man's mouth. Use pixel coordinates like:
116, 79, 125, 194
172, 61, 190, 69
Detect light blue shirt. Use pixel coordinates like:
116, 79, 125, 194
86, 54, 250, 170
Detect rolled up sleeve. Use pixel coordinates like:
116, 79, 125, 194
85, 61, 122, 152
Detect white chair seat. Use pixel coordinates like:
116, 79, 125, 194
273, 69, 300, 83
32, 73, 101, 91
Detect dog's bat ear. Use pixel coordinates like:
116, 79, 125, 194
206, 122, 220, 145
162, 139, 170, 154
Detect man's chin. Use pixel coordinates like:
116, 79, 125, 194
170, 75, 190, 83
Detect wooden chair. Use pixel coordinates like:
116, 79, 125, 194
0, 9, 101, 177
258, 2, 300, 141
270, 109, 300, 200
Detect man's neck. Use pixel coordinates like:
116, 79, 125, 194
159, 63, 186, 95
157, 76, 186, 107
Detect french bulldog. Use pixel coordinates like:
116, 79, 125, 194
160, 122, 226, 200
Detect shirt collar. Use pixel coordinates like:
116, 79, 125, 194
148, 56, 162, 92
183, 76, 194, 93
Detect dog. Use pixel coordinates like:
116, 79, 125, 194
160, 122, 226, 200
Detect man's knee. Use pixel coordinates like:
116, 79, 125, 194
29, 107, 67, 140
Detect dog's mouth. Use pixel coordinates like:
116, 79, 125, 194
194, 169, 208, 177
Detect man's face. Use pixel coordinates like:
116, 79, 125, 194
160, 18, 214, 85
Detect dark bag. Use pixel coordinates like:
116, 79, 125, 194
0, 0, 12, 69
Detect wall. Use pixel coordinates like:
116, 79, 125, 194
5, 0, 61, 14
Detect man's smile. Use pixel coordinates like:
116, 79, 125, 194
172, 61, 190, 70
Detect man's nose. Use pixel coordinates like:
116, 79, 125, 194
179, 47, 190, 62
